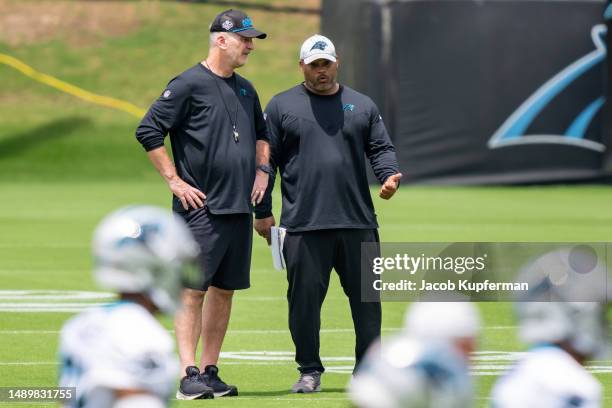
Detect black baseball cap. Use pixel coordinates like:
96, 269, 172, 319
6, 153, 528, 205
210, 9, 267, 39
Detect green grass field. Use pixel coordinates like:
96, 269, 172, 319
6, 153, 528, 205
1, 184, 612, 407
1, 0, 611, 407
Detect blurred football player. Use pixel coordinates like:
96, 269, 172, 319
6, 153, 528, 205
349, 302, 481, 408
490, 247, 608, 408
58, 205, 212, 407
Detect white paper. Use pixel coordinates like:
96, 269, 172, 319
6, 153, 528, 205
270, 226, 287, 271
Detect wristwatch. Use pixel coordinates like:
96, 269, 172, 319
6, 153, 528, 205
256, 164, 273, 175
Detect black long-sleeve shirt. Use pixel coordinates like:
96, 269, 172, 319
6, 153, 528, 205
254, 84, 399, 232
136, 63, 268, 214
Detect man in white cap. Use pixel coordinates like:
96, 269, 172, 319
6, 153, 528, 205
349, 302, 481, 408
254, 34, 402, 393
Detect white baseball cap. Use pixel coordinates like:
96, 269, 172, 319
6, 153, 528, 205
300, 34, 337, 64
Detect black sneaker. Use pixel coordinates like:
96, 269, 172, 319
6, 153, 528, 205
176, 366, 214, 400
201, 365, 238, 397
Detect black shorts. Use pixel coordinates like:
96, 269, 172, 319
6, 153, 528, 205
177, 207, 252, 291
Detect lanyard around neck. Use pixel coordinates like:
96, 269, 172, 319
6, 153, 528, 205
203, 61, 240, 143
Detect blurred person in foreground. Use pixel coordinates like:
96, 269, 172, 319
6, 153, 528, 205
58, 205, 207, 407
135, 9, 269, 399
490, 247, 608, 407
349, 302, 481, 408
254, 34, 401, 393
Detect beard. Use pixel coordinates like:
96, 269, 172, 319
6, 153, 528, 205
312, 79, 335, 92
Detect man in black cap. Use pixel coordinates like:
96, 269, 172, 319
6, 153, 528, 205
135, 9, 269, 400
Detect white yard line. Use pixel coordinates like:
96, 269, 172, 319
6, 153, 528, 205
0, 243, 88, 248
169, 397, 350, 401
0, 326, 518, 335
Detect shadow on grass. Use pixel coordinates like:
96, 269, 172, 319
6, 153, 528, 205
319, 387, 346, 394
238, 390, 293, 397
239, 387, 346, 397
0, 117, 91, 159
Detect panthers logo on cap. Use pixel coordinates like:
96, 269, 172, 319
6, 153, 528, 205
242, 17, 253, 28
310, 41, 327, 51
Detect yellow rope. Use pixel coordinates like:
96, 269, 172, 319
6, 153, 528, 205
0, 53, 146, 118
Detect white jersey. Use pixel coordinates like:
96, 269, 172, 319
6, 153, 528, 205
490, 346, 602, 408
349, 336, 473, 408
59, 302, 178, 408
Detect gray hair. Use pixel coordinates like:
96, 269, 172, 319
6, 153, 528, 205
209, 31, 240, 49
209, 32, 222, 48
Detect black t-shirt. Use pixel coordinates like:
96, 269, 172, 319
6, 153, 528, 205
255, 84, 399, 232
136, 63, 268, 214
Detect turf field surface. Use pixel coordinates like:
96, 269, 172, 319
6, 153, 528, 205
1, 183, 612, 407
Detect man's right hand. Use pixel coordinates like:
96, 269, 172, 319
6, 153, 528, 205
254, 216, 275, 245
168, 176, 206, 210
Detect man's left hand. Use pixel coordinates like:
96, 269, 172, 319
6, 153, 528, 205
254, 216, 275, 245
251, 169, 269, 206
379, 173, 402, 200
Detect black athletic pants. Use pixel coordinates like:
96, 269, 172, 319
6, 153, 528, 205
283, 228, 381, 374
